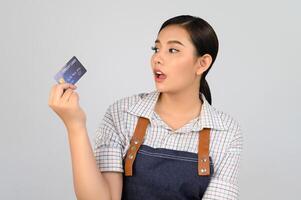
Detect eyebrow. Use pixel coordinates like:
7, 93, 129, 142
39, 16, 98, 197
154, 39, 185, 47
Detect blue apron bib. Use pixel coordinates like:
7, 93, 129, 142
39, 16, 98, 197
122, 116, 213, 200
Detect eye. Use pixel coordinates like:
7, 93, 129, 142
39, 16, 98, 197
151, 46, 179, 54
169, 48, 179, 53
151, 46, 158, 53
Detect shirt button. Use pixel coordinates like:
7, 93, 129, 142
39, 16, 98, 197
128, 154, 134, 159
201, 168, 207, 173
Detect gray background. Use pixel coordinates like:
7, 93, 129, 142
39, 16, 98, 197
1, 0, 300, 199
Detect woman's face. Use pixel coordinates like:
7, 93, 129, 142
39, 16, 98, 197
151, 25, 204, 93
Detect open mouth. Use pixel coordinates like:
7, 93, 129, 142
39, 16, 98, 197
155, 73, 167, 79
154, 71, 167, 79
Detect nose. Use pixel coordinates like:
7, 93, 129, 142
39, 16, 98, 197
152, 51, 163, 65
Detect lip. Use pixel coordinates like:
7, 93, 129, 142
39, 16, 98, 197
154, 75, 166, 82
153, 67, 165, 75
153, 67, 167, 83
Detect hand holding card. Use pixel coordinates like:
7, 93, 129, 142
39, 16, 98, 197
50, 56, 88, 129
54, 56, 87, 85
48, 82, 87, 130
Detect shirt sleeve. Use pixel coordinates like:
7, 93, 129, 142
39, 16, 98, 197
92, 104, 126, 173
202, 122, 244, 200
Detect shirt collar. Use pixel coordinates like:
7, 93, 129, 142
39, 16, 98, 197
126, 90, 227, 131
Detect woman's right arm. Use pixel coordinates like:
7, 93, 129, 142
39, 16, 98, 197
67, 124, 123, 200
48, 83, 122, 200
67, 125, 115, 200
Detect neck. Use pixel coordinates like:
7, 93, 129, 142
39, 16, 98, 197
155, 88, 202, 118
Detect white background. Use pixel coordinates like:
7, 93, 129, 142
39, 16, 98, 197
0, 0, 300, 199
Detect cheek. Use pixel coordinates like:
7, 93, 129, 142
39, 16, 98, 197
170, 59, 194, 82
176, 69, 194, 85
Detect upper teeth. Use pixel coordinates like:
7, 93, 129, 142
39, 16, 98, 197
156, 71, 163, 74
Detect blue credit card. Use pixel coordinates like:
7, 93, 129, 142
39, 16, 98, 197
54, 56, 87, 85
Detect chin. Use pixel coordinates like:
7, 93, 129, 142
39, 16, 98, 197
155, 85, 166, 91
155, 87, 163, 92
156, 87, 175, 94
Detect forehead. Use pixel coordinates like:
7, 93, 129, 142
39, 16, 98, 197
156, 25, 192, 46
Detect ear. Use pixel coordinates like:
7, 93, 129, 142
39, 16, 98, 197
196, 54, 212, 76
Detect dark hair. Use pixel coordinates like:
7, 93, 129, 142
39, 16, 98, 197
157, 15, 219, 105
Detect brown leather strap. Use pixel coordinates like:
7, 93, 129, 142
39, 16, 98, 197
124, 116, 211, 176
198, 128, 211, 176
124, 117, 149, 176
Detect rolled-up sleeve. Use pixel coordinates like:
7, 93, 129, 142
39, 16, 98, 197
93, 104, 126, 173
203, 122, 243, 200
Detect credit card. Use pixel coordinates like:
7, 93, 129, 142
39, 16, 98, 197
54, 56, 87, 85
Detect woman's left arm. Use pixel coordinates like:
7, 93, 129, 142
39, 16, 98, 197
202, 122, 244, 200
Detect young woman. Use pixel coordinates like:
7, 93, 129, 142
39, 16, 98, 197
48, 15, 243, 200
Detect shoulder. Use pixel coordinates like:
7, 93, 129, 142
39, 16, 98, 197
206, 106, 244, 160
214, 107, 243, 149
95, 91, 149, 143
216, 109, 242, 133
108, 91, 149, 112
209, 103, 243, 142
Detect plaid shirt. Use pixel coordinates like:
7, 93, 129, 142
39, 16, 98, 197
93, 90, 243, 200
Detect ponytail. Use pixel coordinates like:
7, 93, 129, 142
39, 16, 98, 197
199, 74, 212, 105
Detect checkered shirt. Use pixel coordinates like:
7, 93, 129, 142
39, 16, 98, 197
93, 90, 243, 200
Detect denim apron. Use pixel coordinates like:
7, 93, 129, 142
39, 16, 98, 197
122, 116, 214, 200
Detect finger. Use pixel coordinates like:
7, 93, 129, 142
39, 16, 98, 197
69, 91, 79, 104
54, 83, 77, 102
48, 85, 57, 105
61, 88, 75, 103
